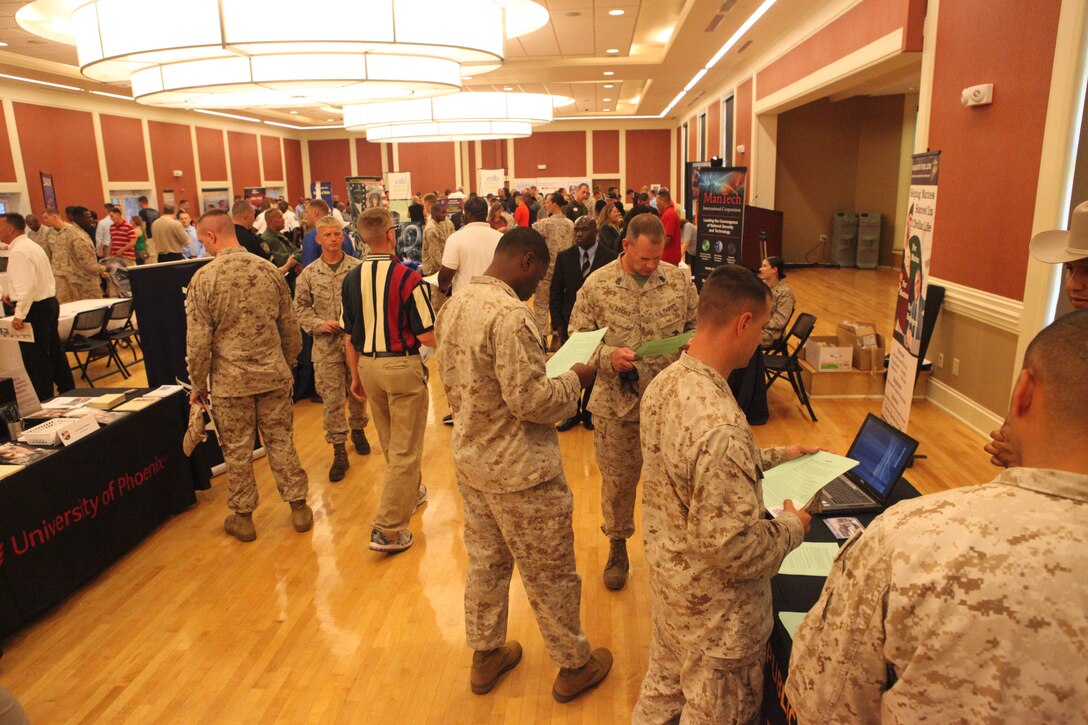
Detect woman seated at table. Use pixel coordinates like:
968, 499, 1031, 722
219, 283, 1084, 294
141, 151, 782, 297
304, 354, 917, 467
759, 256, 795, 347
595, 200, 622, 253
488, 202, 513, 233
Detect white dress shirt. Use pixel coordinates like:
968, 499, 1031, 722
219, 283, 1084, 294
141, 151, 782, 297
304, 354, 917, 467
7, 235, 56, 319
282, 209, 300, 232
253, 210, 269, 235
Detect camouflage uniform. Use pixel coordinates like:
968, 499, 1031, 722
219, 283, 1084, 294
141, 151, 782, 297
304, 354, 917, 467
568, 257, 698, 540
293, 254, 369, 444
633, 353, 804, 723
422, 218, 454, 313
531, 214, 574, 335
436, 275, 592, 668
763, 280, 795, 346
186, 245, 308, 513
785, 467, 1088, 724
28, 225, 50, 258
47, 223, 102, 303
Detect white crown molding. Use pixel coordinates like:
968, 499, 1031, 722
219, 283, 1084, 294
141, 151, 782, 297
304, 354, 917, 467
926, 378, 1003, 438
928, 276, 1023, 335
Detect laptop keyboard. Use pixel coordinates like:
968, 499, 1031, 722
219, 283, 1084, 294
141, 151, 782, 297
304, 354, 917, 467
824, 478, 870, 505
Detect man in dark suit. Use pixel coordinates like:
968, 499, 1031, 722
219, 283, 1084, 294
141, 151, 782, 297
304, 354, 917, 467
550, 216, 618, 431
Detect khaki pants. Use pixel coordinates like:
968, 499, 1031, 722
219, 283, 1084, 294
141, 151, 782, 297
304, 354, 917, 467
314, 358, 368, 444
593, 416, 644, 540
459, 475, 591, 669
212, 385, 308, 513
633, 618, 764, 725
357, 354, 429, 535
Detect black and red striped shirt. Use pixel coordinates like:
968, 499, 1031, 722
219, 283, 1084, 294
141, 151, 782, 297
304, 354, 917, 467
340, 254, 435, 354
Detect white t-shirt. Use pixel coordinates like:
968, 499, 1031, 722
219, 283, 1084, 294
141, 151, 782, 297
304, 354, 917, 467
440, 221, 501, 295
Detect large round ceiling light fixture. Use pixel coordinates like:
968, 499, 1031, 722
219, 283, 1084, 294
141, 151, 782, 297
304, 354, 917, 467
345, 92, 555, 143
17, 0, 550, 108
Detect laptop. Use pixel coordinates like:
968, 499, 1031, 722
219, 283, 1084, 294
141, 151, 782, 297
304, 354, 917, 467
810, 414, 919, 515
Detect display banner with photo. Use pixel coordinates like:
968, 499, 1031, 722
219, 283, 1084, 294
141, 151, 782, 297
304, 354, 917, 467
477, 168, 506, 195
882, 151, 940, 432
684, 161, 711, 222
386, 172, 412, 200
346, 176, 386, 250
200, 188, 230, 212
243, 187, 266, 209
692, 166, 747, 288
310, 181, 333, 207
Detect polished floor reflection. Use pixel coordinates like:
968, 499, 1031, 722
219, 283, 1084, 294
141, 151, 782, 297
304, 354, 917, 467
0, 268, 1001, 723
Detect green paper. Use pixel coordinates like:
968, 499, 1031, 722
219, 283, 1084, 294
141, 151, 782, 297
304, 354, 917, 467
635, 330, 694, 357
762, 451, 859, 511
546, 328, 608, 378
778, 542, 840, 577
779, 611, 808, 640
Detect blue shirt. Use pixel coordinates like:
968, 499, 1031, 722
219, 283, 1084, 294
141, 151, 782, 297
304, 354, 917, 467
302, 228, 356, 268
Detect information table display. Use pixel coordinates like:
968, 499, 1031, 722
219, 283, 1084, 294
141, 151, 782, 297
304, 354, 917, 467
761, 478, 920, 723
0, 388, 199, 642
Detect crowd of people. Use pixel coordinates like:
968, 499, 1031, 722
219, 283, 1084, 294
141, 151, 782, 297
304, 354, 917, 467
1, 185, 1084, 722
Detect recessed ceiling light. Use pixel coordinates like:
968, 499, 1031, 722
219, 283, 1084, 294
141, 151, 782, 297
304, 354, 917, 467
0, 42, 8, 47
604, 109, 612, 112
608, 9, 625, 16
603, 98, 612, 102
603, 71, 614, 76
603, 84, 614, 88
289, 111, 298, 114
503, 86, 514, 91
90, 90, 132, 100
326, 118, 335, 122
606, 49, 619, 54
463, 75, 473, 80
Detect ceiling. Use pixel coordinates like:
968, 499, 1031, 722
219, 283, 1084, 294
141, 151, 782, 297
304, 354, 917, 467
0, 1, 919, 128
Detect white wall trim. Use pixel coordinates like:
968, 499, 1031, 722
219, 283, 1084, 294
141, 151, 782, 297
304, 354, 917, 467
378, 141, 387, 176
278, 136, 287, 195
391, 141, 400, 172
914, 0, 939, 153
90, 111, 110, 203
454, 141, 463, 191
926, 377, 1003, 438
621, 129, 629, 194
221, 129, 233, 196
348, 136, 358, 177
140, 119, 157, 205
190, 125, 204, 192
753, 29, 905, 116
929, 276, 1023, 335
255, 133, 265, 187
1, 98, 30, 211
506, 138, 515, 183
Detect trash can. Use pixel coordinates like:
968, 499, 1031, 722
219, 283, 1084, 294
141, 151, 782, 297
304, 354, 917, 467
857, 212, 881, 269
830, 212, 858, 267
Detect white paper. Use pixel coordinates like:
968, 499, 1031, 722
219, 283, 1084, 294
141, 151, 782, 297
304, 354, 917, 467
0, 319, 34, 342
779, 611, 808, 640
42, 396, 96, 409
148, 385, 185, 398
762, 451, 859, 512
778, 542, 840, 577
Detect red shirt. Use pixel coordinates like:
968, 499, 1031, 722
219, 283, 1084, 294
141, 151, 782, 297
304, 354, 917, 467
659, 203, 681, 265
109, 219, 136, 259
513, 202, 530, 228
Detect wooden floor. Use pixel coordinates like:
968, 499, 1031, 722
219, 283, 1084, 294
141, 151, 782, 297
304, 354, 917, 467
1, 268, 1002, 723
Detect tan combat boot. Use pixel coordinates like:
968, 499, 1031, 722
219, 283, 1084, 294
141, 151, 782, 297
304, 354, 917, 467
224, 512, 256, 542
552, 648, 613, 703
603, 538, 629, 590
470, 641, 523, 695
290, 500, 313, 533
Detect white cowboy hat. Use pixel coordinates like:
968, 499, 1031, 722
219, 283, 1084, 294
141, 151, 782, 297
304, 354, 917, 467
1030, 199, 1088, 263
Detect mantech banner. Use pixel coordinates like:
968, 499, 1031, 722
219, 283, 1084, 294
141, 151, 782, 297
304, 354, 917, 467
693, 166, 747, 288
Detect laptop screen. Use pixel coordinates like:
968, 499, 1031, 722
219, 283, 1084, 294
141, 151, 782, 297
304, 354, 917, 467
845, 414, 919, 497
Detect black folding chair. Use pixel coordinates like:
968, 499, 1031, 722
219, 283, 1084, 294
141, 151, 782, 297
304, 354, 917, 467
64, 307, 128, 386
763, 312, 818, 422
761, 307, 796, 355
97, 298, 142, 372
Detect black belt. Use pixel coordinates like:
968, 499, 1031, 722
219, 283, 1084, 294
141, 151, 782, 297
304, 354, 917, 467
366, 350, 420, 358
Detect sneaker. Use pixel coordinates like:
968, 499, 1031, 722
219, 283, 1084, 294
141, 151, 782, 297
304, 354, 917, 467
224, 513, 256, 542
329, 443, 349, 482
351, 429, 371, 455
369, 527, 413, 553
414, 484, 428, 513
290, 500, 313, 533
471, 641, 523, 695
552, 648, 613, 703
603, 538, 629, 590
442, 413, 454, 426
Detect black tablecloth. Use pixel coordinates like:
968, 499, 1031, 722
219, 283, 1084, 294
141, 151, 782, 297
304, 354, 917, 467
0, 389, 199, 643
761, 478, 920, 723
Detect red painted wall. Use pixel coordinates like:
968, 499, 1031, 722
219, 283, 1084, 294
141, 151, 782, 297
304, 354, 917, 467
707, 100, 722, 159
687, 119, 698, 162
735, 78, 753, 171
515, 131, 586, 178
14, 103, 103, 211
479, 140, 507, 174
593, 130, 620, 173
100, 114, 147, 182
227, 131, 261, 196
626, 129, 671, 191
355, 139, 383, 176
196, 127, 227, 181
757, 0, 922, 100
148, 121, 196, 210
0, 109, 17, 183
308, 139, 351, 200
397, 141, 457, 196
926, 0, 1061, 300
260, 135, 283, 181
284, 138, 304, 202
